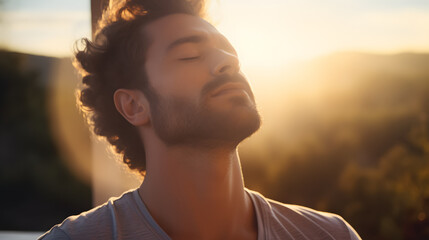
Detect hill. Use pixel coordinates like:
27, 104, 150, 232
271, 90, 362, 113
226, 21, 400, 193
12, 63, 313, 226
241, 52, 429, 240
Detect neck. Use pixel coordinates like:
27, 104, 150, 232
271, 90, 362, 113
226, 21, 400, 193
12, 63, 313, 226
139, 138, 257, 240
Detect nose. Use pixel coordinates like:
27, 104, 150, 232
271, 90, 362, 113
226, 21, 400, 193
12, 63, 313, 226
211, 49, 240, 76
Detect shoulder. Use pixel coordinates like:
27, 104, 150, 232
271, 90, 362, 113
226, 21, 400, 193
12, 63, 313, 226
39, 189, 137, 240
246, 189, 361, 240
38, 227, 70, 240
273, 201, 360, 239
271, 200, 345, 229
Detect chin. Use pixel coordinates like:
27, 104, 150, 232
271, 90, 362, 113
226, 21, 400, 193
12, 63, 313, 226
151, 95, 261, 147
208, 105, 262, 146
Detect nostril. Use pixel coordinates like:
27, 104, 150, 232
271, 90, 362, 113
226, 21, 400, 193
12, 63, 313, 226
218, 65, 230, 73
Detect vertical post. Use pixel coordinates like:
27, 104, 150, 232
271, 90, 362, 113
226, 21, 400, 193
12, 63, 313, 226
91, 0, 109, 38
90, 0, 140, 206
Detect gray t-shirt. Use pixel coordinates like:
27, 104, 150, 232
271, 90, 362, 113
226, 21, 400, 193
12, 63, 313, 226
39, 188, 361, 240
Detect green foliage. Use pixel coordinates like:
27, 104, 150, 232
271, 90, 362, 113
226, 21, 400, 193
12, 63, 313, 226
242, 52, 429, 240
0, 51, 92, 231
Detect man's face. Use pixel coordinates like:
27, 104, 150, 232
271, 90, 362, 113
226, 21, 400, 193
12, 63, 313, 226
143, 13, 261, 147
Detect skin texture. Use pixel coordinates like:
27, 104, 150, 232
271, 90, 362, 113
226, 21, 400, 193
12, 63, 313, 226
114, 14, 260, 240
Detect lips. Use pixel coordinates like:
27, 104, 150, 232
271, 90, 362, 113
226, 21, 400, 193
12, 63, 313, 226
211, 82, 249, 98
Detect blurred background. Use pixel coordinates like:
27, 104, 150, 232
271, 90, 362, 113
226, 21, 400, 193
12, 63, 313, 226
0, 0, 428, 239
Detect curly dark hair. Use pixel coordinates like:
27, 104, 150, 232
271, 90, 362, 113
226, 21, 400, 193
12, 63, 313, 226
74, 0, 206, 176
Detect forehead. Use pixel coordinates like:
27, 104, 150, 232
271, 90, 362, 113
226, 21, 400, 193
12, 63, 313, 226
144, 13, 221, 51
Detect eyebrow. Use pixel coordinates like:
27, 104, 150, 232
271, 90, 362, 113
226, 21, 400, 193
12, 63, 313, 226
166, 35, 206, 52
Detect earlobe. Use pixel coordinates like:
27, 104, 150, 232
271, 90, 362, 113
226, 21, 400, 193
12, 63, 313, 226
113, 89, 150, 126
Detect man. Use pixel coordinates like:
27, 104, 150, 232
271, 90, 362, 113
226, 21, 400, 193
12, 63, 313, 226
40, 0, 361, 239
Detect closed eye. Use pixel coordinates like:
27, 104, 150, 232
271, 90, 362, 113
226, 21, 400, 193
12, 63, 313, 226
179, 56, 200, 61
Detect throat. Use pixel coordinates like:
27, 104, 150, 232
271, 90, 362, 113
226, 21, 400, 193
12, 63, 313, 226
138, 147, 258, 239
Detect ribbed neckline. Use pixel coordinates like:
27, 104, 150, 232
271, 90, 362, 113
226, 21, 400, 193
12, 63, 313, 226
132, 188, 264, 240
132, 190, 171, 240
245, 188, 266, 240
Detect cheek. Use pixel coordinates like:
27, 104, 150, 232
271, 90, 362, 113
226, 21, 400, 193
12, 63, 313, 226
155, 61, 210, 99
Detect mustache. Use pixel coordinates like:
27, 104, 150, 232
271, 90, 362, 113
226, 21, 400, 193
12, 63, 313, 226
201, 73, 254, 100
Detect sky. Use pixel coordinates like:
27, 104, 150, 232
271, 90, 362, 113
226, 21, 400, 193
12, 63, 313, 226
0, 0, 91, 57
1, 0, 429, 67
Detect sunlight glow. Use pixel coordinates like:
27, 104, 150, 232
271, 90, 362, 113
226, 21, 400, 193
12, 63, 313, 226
1, 0, 428, 62
208, 1, 429, 69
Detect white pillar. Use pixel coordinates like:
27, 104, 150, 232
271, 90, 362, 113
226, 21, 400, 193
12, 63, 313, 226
91, 135, 140, 206
90, 0, 140, 207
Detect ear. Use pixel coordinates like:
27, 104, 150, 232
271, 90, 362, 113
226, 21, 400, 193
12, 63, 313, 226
113, 89, 150, 126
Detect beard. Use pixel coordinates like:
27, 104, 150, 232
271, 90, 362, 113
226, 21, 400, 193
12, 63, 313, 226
148, 74, 261, 148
